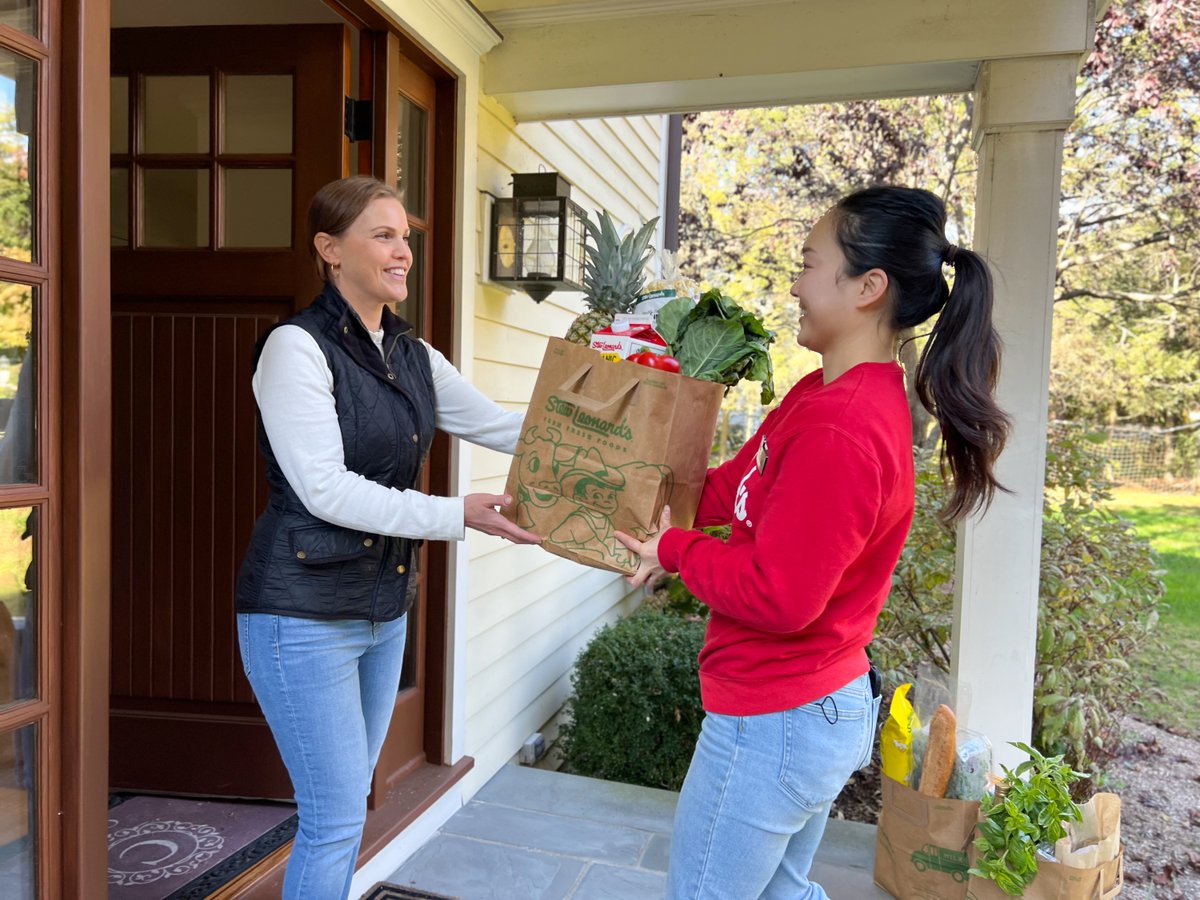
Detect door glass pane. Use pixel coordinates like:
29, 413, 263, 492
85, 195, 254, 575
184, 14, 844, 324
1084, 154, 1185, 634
110, 76, 129, 155
402, 229, 425, 332
396, 96, 426, 218
0, 285, 35, 485
224, 75, 292, 154
0, 506, 36, 709
222, 168, 291, 248
143, 75, 209, 153
0, 1, 36, 38
111, 168, 129, 248
143, 169, 209, 248
0, 50, 36, 264
0, 721, 37, 899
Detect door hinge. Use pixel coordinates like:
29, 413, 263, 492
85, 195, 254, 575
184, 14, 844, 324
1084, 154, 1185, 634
344, 98, 372, 142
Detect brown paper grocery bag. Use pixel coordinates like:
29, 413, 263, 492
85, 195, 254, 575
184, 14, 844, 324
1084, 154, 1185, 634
874, 775, 979, 900
502, 338, 723, 574
965, 848, 1123, 900
966, 794, 1124, 899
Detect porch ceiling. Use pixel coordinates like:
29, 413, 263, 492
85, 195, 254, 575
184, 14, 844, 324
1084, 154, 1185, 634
477, 0, 1098, 120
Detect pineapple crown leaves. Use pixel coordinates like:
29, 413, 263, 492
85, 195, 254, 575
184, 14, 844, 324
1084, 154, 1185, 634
582, 209, 660, 313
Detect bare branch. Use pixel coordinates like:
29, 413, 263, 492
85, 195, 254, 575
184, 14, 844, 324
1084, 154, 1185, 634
1057, 232, 1171, 274
1056, 287, 1200, 312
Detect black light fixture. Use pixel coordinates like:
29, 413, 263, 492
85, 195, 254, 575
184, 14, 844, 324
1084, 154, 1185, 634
490, 172, 587, 303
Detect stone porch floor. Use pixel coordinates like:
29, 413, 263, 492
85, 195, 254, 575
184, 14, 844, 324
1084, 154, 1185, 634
380, 764, 891, 899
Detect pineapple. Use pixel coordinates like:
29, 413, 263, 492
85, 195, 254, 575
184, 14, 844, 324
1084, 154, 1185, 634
564, 210, 660, 344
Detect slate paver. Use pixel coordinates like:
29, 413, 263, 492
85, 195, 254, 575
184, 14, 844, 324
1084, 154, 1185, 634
442, 802, 651, 866
473, 765, 678, 834
379, 765, 886, 900
638, 834, 671, 873
390, 834, 584, 900
567, 863, 666, 900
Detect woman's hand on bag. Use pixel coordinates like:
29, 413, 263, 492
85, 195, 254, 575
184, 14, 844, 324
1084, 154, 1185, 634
464, 493, 542, 544
615, 505, 670, 589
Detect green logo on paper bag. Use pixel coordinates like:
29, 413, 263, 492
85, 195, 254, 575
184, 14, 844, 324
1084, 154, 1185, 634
911, 844, 969, 883
545, 395, 634, 441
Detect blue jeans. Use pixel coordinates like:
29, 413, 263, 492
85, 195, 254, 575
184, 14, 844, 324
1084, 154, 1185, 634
667, 673, 881, 900
237, 612, 408, 900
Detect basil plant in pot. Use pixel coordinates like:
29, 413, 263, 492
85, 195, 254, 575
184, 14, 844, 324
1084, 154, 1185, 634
969, 742, 1084, 897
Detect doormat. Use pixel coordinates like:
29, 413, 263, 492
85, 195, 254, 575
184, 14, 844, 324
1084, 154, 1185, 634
361, 886, 460, 900
107, 794, 297, 900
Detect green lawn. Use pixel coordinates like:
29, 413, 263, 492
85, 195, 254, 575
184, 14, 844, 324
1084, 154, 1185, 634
1107, 488, 1200, 736
0, 506, 33, 618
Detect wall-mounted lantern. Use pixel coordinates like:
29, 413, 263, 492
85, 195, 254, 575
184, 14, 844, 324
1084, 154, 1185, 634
490, 172, 587, 304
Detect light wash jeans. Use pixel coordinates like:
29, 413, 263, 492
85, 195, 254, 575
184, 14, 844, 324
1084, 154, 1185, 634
237, 612, 408, 900
667, 673, 882, 900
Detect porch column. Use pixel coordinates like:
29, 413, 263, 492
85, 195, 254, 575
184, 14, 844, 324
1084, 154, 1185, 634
951, 56, 1078, 771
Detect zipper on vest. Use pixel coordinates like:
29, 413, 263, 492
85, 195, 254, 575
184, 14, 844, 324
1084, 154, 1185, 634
383, 333, 429, 462
384, 333, 404, 383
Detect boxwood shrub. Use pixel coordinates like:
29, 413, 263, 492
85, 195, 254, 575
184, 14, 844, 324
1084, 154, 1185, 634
559, 609, 706, 791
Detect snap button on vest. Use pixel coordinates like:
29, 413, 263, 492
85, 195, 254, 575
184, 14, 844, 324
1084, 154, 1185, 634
396, 565, 406, 574
387, 372, 396, 380
363, 538, 374, 547
296, 550, 307, 559
411, 434, 419, 443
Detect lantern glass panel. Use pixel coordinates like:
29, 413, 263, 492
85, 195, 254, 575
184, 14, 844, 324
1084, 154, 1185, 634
491, 199, 519, 281
563, 201, 586, 288
519, 198, 562, 280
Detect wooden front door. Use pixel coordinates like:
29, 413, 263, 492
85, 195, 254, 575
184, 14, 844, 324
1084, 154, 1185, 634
366, 35, 448, 802
107, 24, 347, 798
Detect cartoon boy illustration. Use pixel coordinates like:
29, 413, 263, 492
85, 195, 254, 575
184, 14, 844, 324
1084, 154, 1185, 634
550, 455, 632, 566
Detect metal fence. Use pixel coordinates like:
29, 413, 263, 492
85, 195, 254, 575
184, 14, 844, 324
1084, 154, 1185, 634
1050, 420, 1200, 494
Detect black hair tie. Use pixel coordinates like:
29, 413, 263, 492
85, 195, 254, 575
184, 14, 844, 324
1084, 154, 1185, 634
943, 244, 960, 266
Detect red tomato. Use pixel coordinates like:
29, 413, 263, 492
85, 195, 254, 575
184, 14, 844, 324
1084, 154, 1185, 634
654, 355, 682, 373
639, 353, 681, 373
625, 351, 651, 365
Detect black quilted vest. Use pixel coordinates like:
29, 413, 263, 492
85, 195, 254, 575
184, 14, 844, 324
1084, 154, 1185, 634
235, 284, 436, 622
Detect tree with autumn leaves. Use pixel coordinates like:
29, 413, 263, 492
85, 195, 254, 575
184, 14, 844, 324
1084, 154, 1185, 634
0, 101, 32, 364
680, 0, 1200, 443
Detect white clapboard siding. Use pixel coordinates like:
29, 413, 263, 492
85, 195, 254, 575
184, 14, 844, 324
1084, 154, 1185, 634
467, 544, 562, 607
467, 568, 625, 681
462, 97, 666, 784
459, 579, 643, 796
469, 447, 512, 484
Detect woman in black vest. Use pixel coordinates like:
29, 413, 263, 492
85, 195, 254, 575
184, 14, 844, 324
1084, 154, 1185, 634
236, 176, 539, 899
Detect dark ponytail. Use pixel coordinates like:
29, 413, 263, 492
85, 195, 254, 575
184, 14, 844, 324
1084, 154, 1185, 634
833, 186, 1011, 522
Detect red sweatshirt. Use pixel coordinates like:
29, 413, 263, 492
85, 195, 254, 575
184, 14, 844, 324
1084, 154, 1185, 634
658, 362, 915, 715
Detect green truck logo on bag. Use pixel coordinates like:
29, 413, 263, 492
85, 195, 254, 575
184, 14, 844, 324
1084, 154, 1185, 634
911, 844, 969, 882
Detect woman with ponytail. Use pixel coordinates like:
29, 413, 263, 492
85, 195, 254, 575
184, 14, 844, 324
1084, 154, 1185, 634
616, 185, 1010, 900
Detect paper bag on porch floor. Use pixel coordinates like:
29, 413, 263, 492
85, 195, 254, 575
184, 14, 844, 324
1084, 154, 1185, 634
966, 793, 1124, 900
874, 774, 979, 900
965, 849, 1124, 900
502, 338, 724, 574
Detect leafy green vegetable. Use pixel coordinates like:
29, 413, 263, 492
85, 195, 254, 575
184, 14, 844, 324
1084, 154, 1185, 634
675, 318, 745, 381
654, 296, 692, 348
659, 288, 776, 404
969, 741, 1084, 896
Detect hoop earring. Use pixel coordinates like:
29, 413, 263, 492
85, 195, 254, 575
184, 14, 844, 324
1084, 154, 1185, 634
330, 263, 341, 279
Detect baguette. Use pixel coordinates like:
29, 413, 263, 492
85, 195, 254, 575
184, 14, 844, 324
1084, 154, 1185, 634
918, 704, 957, 797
